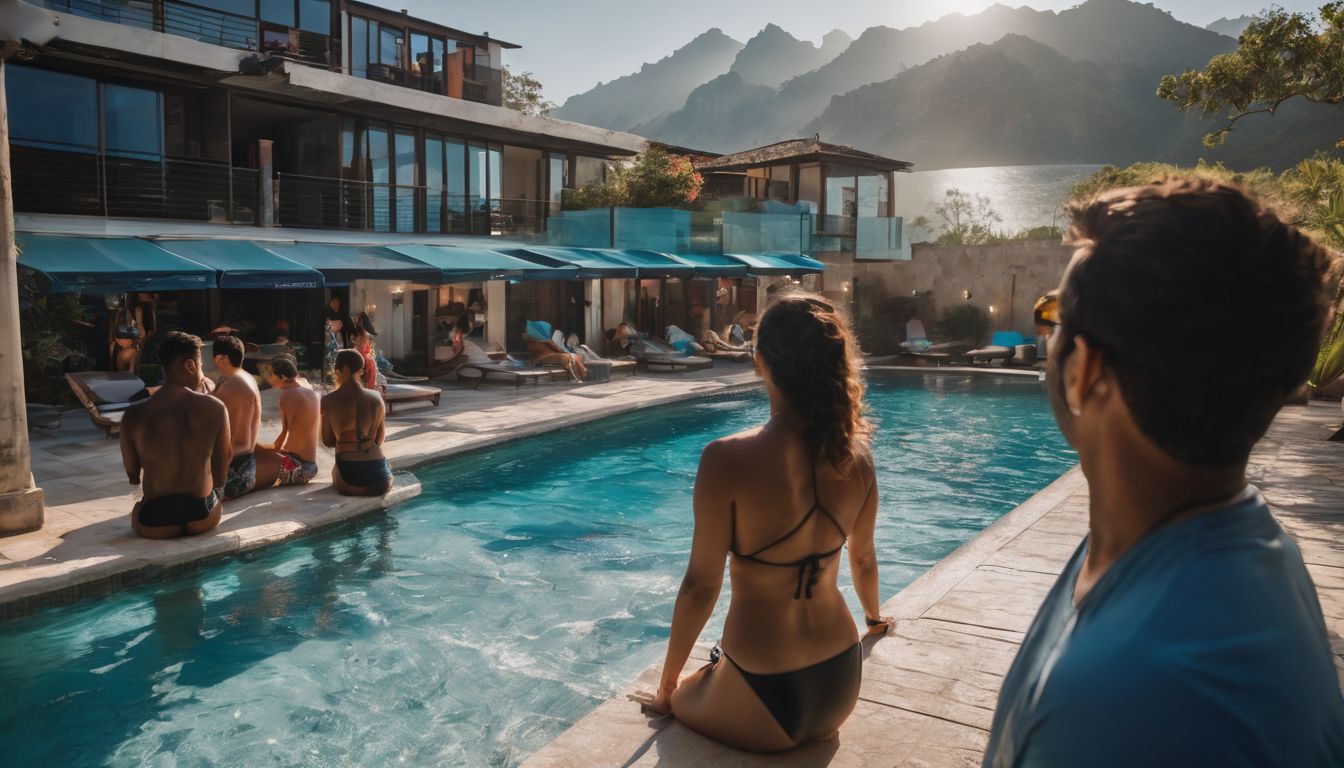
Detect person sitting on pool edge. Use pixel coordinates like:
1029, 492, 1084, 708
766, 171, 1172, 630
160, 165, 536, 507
981, 179, 1344, 767
321, 349, 392, 496
210, 336, 281, 499
254, 355, 320, 487
120, 331, 231, 539
649, 293, 889, 752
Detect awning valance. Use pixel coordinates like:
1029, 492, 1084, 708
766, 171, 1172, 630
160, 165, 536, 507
16, 234, 215, 294
723, 253, 826, 276
257, 243, 442, 286
592, 249, 697, 278
383, 244, 577, 283
152, 239, 324, 290
500, 246, 640, 279
667, 253, 749, 278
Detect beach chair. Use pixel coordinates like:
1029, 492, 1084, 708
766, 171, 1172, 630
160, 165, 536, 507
457, 362, 553, 389
382, 382, 441, 414
900, 319, 970, 364
625, 337, 713, 372
967, 331, 1028, 366
65, 371, 146, 437
699, 329, 753, 362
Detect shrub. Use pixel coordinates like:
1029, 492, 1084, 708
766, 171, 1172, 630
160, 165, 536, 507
563, 148, 703, 210
933, 305, 991, 346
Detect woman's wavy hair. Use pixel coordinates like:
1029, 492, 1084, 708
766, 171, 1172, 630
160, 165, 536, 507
755, 292, 872, 471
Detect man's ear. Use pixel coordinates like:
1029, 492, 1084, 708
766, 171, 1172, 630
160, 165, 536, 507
1064, 335, 1108, 416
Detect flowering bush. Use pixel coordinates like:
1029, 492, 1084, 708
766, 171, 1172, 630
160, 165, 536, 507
565, 148, 703, 209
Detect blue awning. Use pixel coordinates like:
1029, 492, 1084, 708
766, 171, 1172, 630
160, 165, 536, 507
152, 239, 324, 290
258, 243, 442, 286
668, 252, 749, 278
384, 244, 577, 283
723, 253, 826, 276
500, 246, 640, 279
16, 234, 216, 294
592, 249, 697, 278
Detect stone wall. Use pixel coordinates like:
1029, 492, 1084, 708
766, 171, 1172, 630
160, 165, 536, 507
815, 239, 1074, 335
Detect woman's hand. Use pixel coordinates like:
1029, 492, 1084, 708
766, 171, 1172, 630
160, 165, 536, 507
650, 681, 675, 715
864, 615, 893, 639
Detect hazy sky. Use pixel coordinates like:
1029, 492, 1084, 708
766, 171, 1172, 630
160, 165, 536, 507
389, 0, 1318, 103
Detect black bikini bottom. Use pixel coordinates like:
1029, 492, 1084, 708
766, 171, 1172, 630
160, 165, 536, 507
335, 457, 392, 490
723, 642, 862, 744
136, 489, 221, 529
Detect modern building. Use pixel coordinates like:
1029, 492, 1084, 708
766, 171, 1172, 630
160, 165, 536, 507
695, 136, 914, 311
9, 0, 824, 372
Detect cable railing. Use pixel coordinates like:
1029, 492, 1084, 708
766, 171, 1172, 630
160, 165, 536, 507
10, 145, 259, 223
37, 0, 154, 30
276, 173, 547, 234
163, 0, 257, 51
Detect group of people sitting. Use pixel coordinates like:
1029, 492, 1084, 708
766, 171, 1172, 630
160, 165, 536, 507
119, 333, 394, 539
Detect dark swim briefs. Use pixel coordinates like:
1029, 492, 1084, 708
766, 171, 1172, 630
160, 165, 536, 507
135, 488, 222, 529
335, 457, 392, 490
224, 453, 258, 499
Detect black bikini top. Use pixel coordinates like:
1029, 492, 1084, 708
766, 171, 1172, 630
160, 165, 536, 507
731, 460, 867, 600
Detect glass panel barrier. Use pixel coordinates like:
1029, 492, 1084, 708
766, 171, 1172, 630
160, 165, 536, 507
855, 216, 910, 261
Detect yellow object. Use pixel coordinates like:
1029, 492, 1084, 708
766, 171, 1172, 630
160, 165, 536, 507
1033, 290, 1059, 329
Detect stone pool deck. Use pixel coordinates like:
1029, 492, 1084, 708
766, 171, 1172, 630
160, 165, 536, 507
0, 365, 760, 618
523, 400, 1344, 768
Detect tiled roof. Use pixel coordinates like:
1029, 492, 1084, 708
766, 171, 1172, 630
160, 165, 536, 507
694, 137, 912, 173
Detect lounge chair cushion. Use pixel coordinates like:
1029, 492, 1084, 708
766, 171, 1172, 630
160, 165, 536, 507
80, 375, 146, 404
967, 345, 1014, 360
96, 402, 133, 414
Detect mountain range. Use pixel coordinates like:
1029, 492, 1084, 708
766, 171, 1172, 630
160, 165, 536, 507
551, 0, 1340, 170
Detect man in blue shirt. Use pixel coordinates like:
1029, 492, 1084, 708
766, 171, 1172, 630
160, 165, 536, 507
983, 179, 1344, 767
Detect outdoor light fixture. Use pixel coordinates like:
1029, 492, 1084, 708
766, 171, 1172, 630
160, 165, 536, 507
365, 303, 378, 317
911, 289, 920, 297
842, 282, 851, 293
989, 305, 996, 314
391, 287, 405, 308
963, 290, 973, 300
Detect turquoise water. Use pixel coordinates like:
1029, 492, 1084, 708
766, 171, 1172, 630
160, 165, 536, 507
0, 374, 1076, 767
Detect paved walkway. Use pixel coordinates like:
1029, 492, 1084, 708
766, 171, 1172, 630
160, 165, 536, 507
523, 400, 1344, 768
0, 366, 759, 618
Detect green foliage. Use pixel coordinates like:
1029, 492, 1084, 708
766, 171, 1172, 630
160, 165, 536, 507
18, 274, 92, 405
933, 305, 991, 346
911, 191, 1061, 244
852, 297, 916, 356
563, 148, 704, 209
502, 66, 555, 116
1157, 4, 1344, 148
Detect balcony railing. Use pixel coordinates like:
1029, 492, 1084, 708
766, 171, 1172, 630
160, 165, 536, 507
275, 173, 544, 234
11, 145, 258, 223
544, 207, 814, 256
164, 0, 257, 50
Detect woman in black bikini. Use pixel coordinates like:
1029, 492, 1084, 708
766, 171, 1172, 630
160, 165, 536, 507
650, 293, 889, 752
320, 349, 392, 496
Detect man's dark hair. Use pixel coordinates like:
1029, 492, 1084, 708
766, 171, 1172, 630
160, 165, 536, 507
1062, 178, 1332, 467
334, 349, 364, 375
158, 331, 202, 369
212, 335, 245, 368
271, 354, 298, 379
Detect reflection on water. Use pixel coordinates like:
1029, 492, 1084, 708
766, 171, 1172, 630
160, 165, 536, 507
893, 164, 1102, 236
0, 375, 1075, 767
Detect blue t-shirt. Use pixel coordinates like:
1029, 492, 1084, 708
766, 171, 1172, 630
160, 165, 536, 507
983, 488, 1344, 768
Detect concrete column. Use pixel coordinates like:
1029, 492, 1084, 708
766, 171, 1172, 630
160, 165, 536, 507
485, 280, 507, 350
257, 139, 274, 228
584, 279, 602, 345
0, 59, 45, 535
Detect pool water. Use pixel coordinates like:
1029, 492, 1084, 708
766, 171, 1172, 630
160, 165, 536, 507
0, 374, 1076, 767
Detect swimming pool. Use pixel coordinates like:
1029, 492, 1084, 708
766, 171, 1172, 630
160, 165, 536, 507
0, 373, 1076, 767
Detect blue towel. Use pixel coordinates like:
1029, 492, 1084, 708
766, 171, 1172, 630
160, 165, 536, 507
524, 320, 553, 342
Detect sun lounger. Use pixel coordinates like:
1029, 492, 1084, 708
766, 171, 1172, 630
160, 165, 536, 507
425, 353, 468, 380
383, 369, 430, 383
458, 363, 553, 389
967, 331, 1028, 366
65, 371, 145, 437
382, 382, 441, 414
626, 338, 713, 372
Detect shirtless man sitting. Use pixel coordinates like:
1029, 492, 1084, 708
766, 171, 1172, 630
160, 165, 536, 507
120, 331, 230, 539
321, 349, 392, 496
210, 336, 280, 499
254, 355, 320, 487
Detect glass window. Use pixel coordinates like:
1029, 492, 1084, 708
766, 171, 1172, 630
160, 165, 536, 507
425, 137, 444, 233
445, 139, 466, 233
547, 153, 566, 211
260, 0, 295, 27
340, 117, 363, 179
379, 24, 401, 67
298, 0, 329, 34
104, 85, 162, 159
487, 146, 501, 210
394, 129, 417, 187
350, 17, 368, 77
369, 126, 389, 184
5, 66, 98, 151
468, 143, 486, 211
198, 0, 254, 15
797, 164, 821, 211
857, 174, 882, 218
410, 33, 431, 77
824, 163, 857, 222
